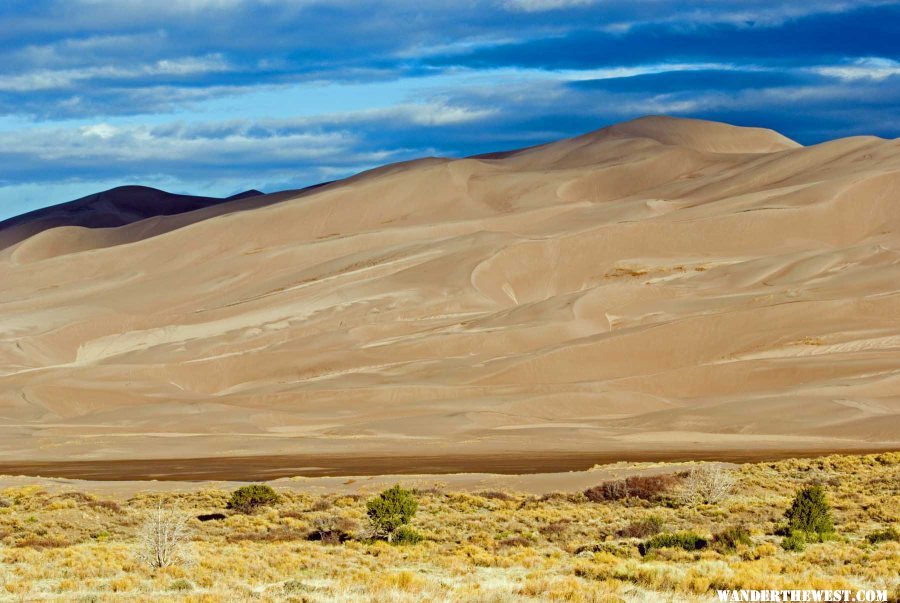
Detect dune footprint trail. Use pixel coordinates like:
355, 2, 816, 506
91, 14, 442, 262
1, 116, 899, 469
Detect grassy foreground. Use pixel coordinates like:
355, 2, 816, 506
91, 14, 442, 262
0, 453, 897, 602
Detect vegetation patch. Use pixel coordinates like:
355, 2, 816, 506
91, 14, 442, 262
226, 484, 280, 514
638, 531, 708, 555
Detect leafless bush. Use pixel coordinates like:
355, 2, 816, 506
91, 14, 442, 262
308, 515, 357, 544
136, 504, 193, 569
584, 474, 680, 502
678, 464, 736, 505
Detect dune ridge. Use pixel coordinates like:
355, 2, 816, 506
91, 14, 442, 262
1, 115, 898, 465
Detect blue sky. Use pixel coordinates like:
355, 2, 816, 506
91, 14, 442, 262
1, 0, 899, 220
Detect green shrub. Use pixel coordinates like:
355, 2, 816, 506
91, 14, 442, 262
226, 484, 279, 514
392, 526, 424, 545
782, 530, 807, 552
639, 531, 708, 555
783, 485, 834, 539
713, 526, 752, 552
366, 485, 418, 542
169, 579, 193, 591
617, 515, 664, 538
866, 526, 899, 544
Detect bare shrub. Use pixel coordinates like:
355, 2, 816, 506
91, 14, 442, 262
584, 474, 680, 502
475, 490, 513, 501
308, 515, 357, 545
136, 504, 193, 569
584, 480, 628, 502
678, 464, 736, 505
625, 475, 680, 500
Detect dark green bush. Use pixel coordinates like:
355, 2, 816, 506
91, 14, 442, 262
366, 485, 418, 542
712, 525, 752, 552
782, 530, 807, 552
392, 526, 424, 545
866, 526, 899, 544
226, 484, 279, 514
639, 531, 708, 555
783, 484, 834, 538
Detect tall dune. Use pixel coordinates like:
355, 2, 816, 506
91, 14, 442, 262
1, 116, 898, 464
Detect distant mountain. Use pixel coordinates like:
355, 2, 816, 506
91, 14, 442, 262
0, 186, 263, 251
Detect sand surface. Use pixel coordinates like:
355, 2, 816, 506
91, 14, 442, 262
0, 460, 732, 497
1, 116, 899, 474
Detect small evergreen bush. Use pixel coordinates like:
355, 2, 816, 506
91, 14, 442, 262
366, 485, 418, 542
783, 484, 834, 539
392, 526, 424, 545
227, 484, 279, 514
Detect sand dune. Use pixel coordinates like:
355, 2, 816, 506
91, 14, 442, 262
1, 116, 898, 468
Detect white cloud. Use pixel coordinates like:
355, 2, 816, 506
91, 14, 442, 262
813, 58, 900, 81
0, 55, 230, 92
0, 101, 491, 168
0, 54, 230, 92
501, 0, 595, 12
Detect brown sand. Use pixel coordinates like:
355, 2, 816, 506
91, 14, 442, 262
1, 116, 898, 472
0, 448, 895, 482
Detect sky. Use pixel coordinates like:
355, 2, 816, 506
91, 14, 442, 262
1, 0, 899, 220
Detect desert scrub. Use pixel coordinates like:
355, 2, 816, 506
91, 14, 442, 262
0, 453, 897, 601
135, 503, 193, 569
617, 515, 664, 538
584, 474, 681, 502
639, 532, 709, 555
679, 464, 736, 505
712, 526, 752, 552
226, 484, 280, 514
866, 526, 899, 544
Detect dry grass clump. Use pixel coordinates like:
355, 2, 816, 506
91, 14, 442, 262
0, 452, 897, 601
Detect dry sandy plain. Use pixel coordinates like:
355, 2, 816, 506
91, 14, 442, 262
1, 116, 899, 479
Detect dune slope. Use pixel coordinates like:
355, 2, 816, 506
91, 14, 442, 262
1, 116, 899, 464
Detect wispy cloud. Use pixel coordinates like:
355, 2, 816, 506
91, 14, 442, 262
0, 55, 230, 92
501, 0, 596, 13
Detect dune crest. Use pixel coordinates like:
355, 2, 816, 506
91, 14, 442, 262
0, 116, 898, 464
